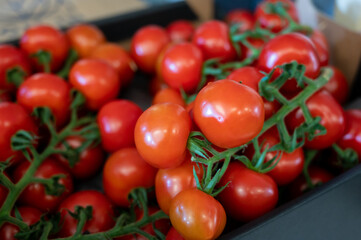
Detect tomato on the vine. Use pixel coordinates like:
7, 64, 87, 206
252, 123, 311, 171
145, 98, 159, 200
225, 9, 255, 32
309, 30, 329, 67
321, 66, 348, 104
166, 20, 194, 43
152, 88, 185, 108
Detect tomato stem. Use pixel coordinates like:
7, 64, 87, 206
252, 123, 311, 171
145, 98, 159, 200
57, 49, 79, 79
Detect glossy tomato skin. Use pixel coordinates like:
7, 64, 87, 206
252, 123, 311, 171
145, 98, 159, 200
309, 30, 329, 67
20, 25, 69, 71
169, 188, 226, 240
17, 73, 71, 127
134, 103, 191, 169
0, 102, 38, 164
102, 148, 157, 207
192, 20, 236, 62
66, 24, 106, 58
130, 25, 170, 74
152, 88, 185, 108
13, 158, 73, 212
166, 20, 194, 43
225, 9, 255, 32
286, 90, 345, 149
193, 79, 264, 148
166, 227, 185, 240
57, 190, 114, 237
217, 162, 278, 222
321, 66, 348, 104
69, 59, 121, 110
97, 100, 143, 152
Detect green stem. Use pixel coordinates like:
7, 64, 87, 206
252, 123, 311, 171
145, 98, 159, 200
57, 49, 78, 79
3, 215, 29, 231
303, 150, 318, 189
0, 174, 15, 191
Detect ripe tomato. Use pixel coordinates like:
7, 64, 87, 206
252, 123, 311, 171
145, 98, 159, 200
17, 73, 71, 127
102, 148, 157, 207
258, 33, 320, 93
217, 162, 278, 222
169, 188, 226, 240
192, 20, 236, 62
13, 158, 73, 212
152, 88, 185, 108
69, 59, 121, 110
20, 25, 69, 71
225, 9, 255, 32
134, 103, 191, 169
130, 25, 170, 74
0, 102, 38, 164
57, 190, 114, 237
97, 100, 143, 152
309, 30, 329, 67
90, 43, 136, 86
166, 20, 194, 43
193, 79, 264, 148
166, 227, 185, 240
286, 90, 345, 149
66, 24, 106, 58
321, 66, 348, 104
0, 206, 42, 240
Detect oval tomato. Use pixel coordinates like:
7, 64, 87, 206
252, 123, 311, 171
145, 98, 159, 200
225, 9, 255, 32
321, 66, 348, 104
152, 88, 185, 107
166, 20, 194, 43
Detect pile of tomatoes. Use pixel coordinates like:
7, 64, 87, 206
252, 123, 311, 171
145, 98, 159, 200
0, 0, 361, 239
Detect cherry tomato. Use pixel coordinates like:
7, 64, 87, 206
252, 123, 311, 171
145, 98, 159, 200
309, 30, 329, 67
217, 162, 278, 222
225, 9, 255, 32
97, 100, 143, 152
286, 90, 345, 149
0, 102, 38, 164
17, 73, 71, 127
321, 66, 348, 104
102, 148, 157, 207
169, 188, 226, 240
134, 103, 191, 169
20, 25, 69, 71
153, 88, 185, 108
90, 43, 136, 86
69, 59, 121, 110
66, 24, 106, 58
130, 25, 170, 74
57, 190, 114, 237
13, 158, 73, 212
166, 227, 185, 240
155, 43, 175, 78
193, 79, 264, 148
258, 33, 320, 93
166, 20, 194, 43
192, 20, 236, 62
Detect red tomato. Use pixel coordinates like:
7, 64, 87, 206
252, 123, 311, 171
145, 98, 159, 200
309, 30, 329, 67
192, 20, 236, 62
258, 33, 320, 93
0, 206, 42, 240
286, 90, 345, 149
134, 103, 191, 169
169, 188, 226, 240
57, 190, 114, 237
66, 24, 106, 58
17, 73, 71, 127
155, 43, 175, 78
97, 100, 143, 152
166, 227, 185, 240
321, 66, 348, 104
217, 162, 278, 222
0, 45, 32, 91
20, 25, 69, 71
90, 43, 136, 86
69, 59, 121, 110
0, 102, 38, 164
55, 135, 105, 179
130, 25, 170, 74
161, 43, 203, 92
102, 148, 157, 207
225, 9, 255, 32
166, 20, 194, 43
193, 79, 264, 148
153, 88, 185, 108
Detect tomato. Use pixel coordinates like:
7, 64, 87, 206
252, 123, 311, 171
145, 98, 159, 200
309, 30, 329, 67
13, 158, 73, 212
255, 0, 299, 33
90, 43, 136, 86
66, 24, 106, 58
97, 100, 143, 152
155, 43, 175, 78
286, 90, 345, 149
225, 9, 255, 32
0, 206, 42, 240
166, 227, 185, 240
69, 59, 121, 110
130, 25, 170, 74
152, 88, 185, 108
192, 20, 236, 62
134, 103, 191, 169
258, 33, 320, 93
217, 162, 278, 222
169, 188, 226, 240
166, 20, 194, 43
55, 135, 105, 179
102, 148, 157, 207
321, 66, 348, 104
17, 73, 71, 127
57, 190, 114, 237
0, 102, 38, 164
0, 45, 32, 91
193, 79, 264, 148
20, 25, 69, 71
